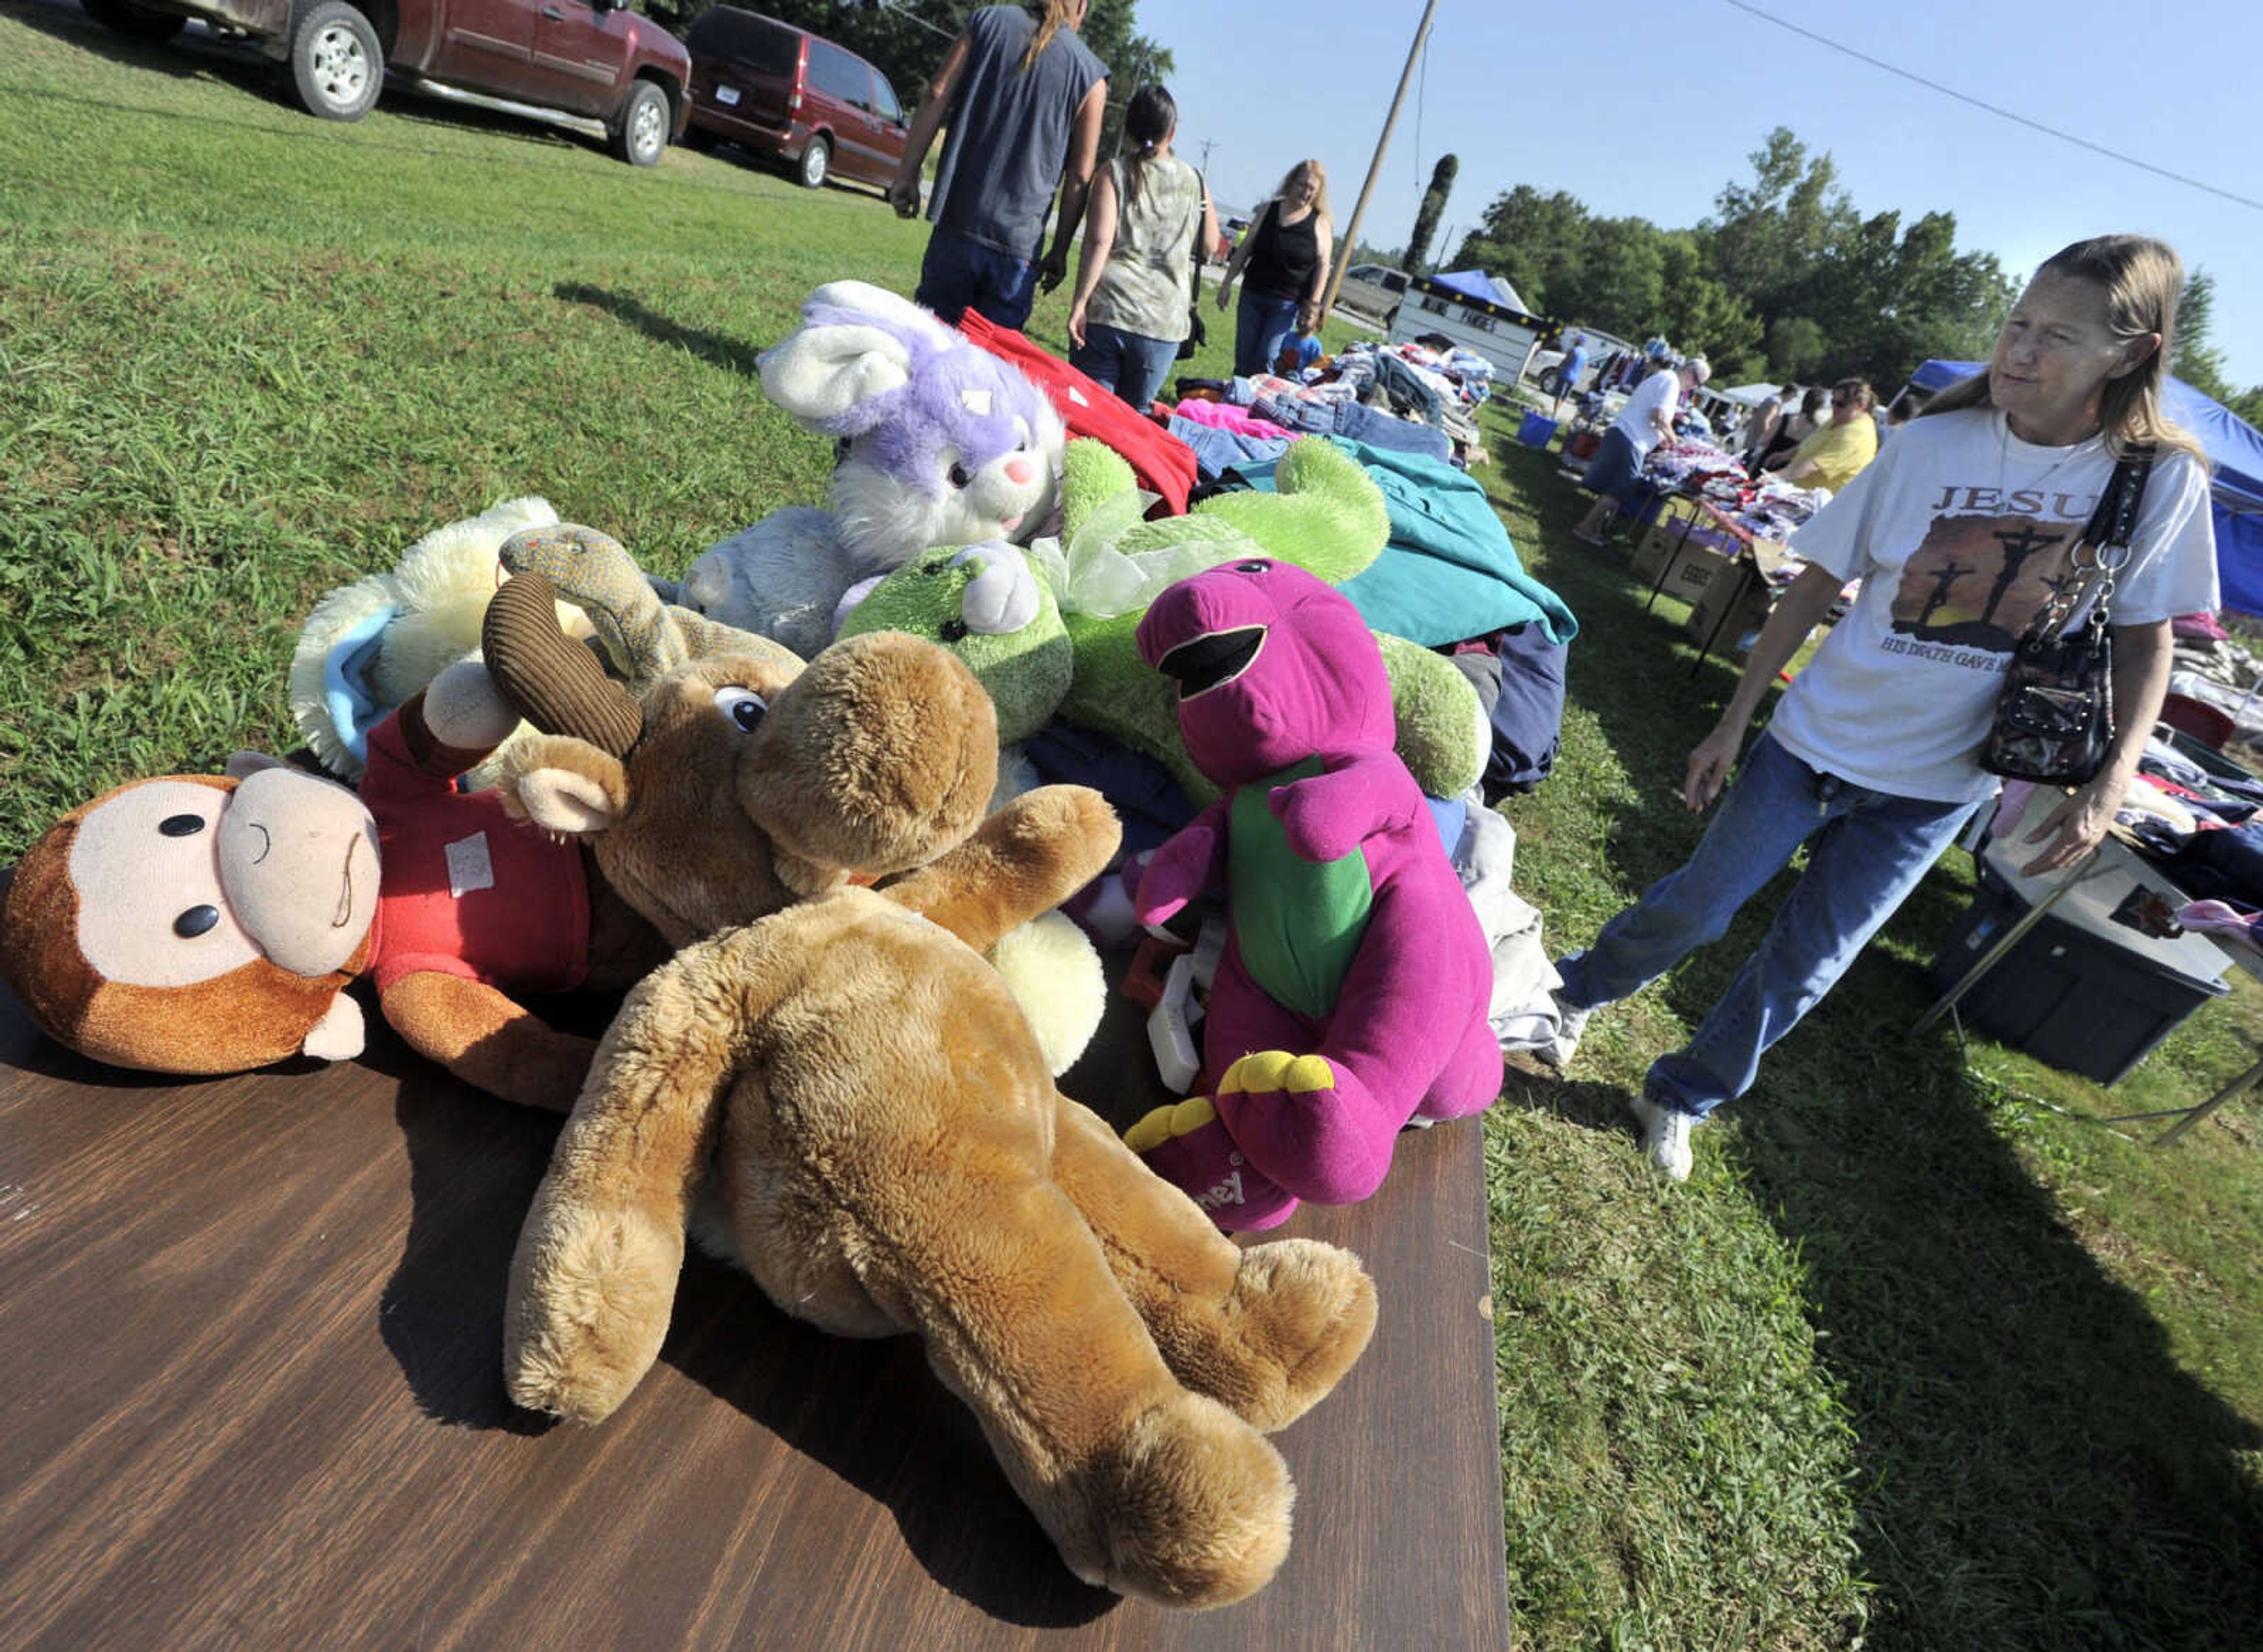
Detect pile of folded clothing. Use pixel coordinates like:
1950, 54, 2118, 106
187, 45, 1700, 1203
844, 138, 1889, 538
2089, 737, 2263, 911
1167, 371, 1459, 470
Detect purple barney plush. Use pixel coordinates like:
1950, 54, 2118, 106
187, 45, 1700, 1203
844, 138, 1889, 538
1123, 558, 1502, 1230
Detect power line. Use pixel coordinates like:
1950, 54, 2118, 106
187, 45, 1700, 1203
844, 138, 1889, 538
1719, 0, 2263, 215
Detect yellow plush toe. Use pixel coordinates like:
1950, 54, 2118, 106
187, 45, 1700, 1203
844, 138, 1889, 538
1126, 1094, 1219, 1153
1125, 1103, 1177, 1155
1220, 1051, 1296, 1097
1170, 1094, 1219, 1135
1219, 1051, 1335, 1098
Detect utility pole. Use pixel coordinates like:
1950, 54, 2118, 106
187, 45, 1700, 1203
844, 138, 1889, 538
1108, 41, 1152, 159
1195, 136, 1216, 173
1320, 0, 1440, 326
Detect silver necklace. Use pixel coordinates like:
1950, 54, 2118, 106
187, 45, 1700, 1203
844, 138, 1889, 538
1996, 411, 2099, 513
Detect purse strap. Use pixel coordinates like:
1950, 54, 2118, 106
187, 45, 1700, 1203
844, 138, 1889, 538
1188, 169, 1208, 301
2024, 444, 2156, 641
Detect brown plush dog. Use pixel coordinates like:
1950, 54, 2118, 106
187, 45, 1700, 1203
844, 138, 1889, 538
479, 575, 1379, 1610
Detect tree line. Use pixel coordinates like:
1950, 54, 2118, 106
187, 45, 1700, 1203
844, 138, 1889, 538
1450, 128, 2261, 424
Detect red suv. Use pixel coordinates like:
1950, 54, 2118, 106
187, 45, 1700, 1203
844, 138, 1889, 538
683, 7, 907, 190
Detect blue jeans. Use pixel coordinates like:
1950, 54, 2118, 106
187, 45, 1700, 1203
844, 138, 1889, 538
916, 228, 1040, 330
1069, 321, 1179, 409
1233, 292, 1300, 379
1554, 733, 1980, 1118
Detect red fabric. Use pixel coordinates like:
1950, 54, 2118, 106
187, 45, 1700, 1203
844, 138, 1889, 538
359, 712, 591, 996
955, 311, 1197, 514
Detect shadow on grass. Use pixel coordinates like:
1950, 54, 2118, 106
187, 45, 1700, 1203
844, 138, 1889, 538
1488, 437, 2263, 1643
553, 282, 766, 378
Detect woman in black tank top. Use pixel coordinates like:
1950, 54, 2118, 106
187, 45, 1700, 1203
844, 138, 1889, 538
1218, 159, 1333, 378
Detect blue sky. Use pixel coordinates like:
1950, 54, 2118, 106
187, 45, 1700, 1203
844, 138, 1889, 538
1137, 0, 2262, 389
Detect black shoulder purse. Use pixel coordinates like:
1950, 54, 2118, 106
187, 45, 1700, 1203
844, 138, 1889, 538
1979, 447, 2156, 785
1179, 169, 1210, 361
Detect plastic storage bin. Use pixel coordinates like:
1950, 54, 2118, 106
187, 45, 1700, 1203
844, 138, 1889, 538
1517, 411, 1558, 448
1929, 858, 2229, 1085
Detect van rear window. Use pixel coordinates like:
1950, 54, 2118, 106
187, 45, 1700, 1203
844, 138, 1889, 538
688, 8, 799, 78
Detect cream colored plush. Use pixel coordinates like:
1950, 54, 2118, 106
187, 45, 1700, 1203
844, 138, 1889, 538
288, 496, 582, 787
479, 576, 1378, 1609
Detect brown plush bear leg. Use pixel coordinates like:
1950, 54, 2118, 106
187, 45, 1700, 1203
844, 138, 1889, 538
1050, 1096, 1378, 1433
502, 951, 745, 1422
856, 1166, 1296, 1610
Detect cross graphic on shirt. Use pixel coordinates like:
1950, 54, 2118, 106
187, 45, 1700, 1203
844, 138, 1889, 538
1980, 522, 2066, 625
1915, 559, 1976, 628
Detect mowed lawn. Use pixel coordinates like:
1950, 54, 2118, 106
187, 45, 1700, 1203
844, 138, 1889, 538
5, 7, 2263, 1646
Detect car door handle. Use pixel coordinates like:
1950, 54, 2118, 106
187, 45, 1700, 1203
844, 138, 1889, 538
540, 5, 565, 17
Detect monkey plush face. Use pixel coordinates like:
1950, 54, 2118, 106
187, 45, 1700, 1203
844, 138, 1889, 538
1, 769, 379, 1075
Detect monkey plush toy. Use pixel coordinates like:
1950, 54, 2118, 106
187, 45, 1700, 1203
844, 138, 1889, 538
0, 660, 696, 1111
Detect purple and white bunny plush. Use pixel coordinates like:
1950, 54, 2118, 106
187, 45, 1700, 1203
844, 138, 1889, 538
670, 282, 1065, 660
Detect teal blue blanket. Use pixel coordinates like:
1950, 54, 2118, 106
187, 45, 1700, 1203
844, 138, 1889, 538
1232, 437, 1579, 648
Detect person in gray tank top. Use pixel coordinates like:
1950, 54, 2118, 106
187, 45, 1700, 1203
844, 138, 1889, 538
887, 1, 1109, 331
1065, 85, 1222, 409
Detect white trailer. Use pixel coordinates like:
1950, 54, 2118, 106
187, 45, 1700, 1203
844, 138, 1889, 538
1386, 273, 1546, 385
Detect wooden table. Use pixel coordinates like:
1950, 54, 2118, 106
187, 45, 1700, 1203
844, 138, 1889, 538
0, 938, 1511, 1648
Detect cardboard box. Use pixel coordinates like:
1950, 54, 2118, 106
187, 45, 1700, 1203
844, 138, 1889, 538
1684, 559, 1772, 647
1636, 541, 1735, 606
1632, 521, 1736, 585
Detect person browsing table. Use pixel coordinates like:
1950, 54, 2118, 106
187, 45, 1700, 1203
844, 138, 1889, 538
1572, 355, 1711, 546
1770, 377, 1880, 494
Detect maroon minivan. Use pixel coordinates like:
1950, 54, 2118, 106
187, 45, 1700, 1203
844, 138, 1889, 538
683, 7, 907, 190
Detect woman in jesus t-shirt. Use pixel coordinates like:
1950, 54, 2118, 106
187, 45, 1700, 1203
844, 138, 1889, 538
1541, 233, 2219, 1182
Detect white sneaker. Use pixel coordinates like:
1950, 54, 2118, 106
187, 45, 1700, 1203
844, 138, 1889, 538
1535, 995, 1591, 1070
1627, 1092, 1695, 1182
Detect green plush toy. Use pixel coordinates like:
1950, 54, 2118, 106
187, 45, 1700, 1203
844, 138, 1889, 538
837, 541, 1073, 748
842, 437, 1485, 806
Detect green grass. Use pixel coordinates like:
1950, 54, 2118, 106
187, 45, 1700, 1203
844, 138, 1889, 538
6, 14, 2263, 1647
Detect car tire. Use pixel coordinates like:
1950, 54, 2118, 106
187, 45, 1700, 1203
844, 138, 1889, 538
289, 0, 382, 123
612, 80, 669, 168
1538, 367, 1560, 395
81, 0, 187, 40
796, 134, 829, 189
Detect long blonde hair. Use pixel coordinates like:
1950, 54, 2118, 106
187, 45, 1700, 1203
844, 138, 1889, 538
1922, 233, 2206, 464
1273, 159, 1331, 220
1020, 0, 1077, 71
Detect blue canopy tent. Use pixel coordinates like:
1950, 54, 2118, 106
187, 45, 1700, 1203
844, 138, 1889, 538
1906, 359, 2263, 615
1429, 268, 1532, 315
